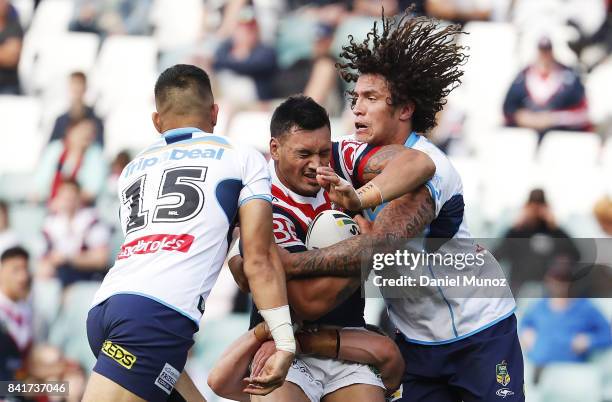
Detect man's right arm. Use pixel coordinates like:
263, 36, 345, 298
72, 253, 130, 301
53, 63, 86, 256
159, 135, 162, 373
281, 185, 436, 279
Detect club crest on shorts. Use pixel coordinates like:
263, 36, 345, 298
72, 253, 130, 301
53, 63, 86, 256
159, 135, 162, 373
496, 360, 511, 386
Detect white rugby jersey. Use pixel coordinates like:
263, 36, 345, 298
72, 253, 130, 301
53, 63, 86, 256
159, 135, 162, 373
91, 128, 272, 324
332, 133, 516, 344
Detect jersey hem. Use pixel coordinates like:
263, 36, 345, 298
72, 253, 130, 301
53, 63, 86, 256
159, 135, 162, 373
91, 292, 200, 327
400, 307, 517, 345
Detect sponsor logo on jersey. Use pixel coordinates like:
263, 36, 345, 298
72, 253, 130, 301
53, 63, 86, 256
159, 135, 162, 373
125, 147, 225, 177
496, 360, 511, 386
117, 234, 195, 260
154, 363, 180, 395
101, 340, 136, 369
496, 388, 515, 398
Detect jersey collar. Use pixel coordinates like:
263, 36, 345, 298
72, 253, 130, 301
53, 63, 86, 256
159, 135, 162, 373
404, 131, 420, 148
162, 127, 205, 144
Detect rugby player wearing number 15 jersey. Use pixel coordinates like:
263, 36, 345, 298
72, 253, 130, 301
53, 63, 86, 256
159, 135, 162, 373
83, 65, 295, 402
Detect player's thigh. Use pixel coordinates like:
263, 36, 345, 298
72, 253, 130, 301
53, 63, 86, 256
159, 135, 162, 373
323, 383, 385, 402
82, 371, 147, 402
250, 381, 311, 402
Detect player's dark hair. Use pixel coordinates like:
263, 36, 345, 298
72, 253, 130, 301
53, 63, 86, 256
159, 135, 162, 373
1, 246, 29, 263
0, 199, 7, 216
154, 64, 214, 111
270, 95, 330, 138
337, 10, 468, 133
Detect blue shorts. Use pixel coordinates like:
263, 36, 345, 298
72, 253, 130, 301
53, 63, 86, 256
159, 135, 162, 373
392, 314, 525, 402
87, 294, 198, 402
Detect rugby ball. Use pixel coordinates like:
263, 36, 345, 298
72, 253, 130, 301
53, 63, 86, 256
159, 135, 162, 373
305, 210, 360, 250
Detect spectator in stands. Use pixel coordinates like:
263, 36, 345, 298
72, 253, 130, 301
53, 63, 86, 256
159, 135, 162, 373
212, 7, 277, 101
273, 23, 344, 115
27, 344, 87, 402
49, 72, 104, 146
495, 189, 580, 292
285, 0, 351, 27
0, 200, 19, 256
423, 0, 492, 23
35, 118, 107, 204
38, 179, 110, 289
503, 37, 591, 141
70, 0, 152, 36
0, 246, 33, 381
106, 150, 131, 195
0, 0, 23, 95
521, 256, 612, 383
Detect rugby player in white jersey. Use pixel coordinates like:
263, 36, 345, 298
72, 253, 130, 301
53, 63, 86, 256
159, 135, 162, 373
279, 12, 525, 402
83, 64, 295, 402
209, 95, 436, 402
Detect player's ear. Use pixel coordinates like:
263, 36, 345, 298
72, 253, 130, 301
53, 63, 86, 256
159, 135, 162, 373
398, 101, 415, 122
269, 137, 281, 161
210, 103, 219, 129
152, 112, 163, 134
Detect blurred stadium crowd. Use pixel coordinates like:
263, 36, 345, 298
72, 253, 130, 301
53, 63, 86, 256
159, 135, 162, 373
1, 0, 612, 401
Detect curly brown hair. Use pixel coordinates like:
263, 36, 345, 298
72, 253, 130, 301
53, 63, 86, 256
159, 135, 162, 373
337, 11, 468, 133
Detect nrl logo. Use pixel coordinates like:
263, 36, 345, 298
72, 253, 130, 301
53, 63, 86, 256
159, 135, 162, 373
496, 388, 515, 398
496, 360, 511, 386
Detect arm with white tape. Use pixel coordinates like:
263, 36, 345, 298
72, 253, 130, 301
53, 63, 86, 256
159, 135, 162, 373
238, 198, 295, 394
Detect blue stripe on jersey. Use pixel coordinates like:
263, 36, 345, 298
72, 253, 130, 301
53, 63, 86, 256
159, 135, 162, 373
239, 194, 272, 207
404, 131, 420, 147
331, 141, 348, 181
425, 194, 464, 251
165, 131, 194, 144
215, 178, 242, 223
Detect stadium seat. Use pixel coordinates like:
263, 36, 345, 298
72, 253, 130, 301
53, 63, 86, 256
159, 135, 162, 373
193, 313, 250, 369
536, 131, 603, 219
478, 127, 539, 221
276, 15, 318, 68
591, 348, 612, 402
103, 103, 159, 158
150, 0, 204, 51
539, 363, 602, 402
603, 138, 612, 194
227, 111, 272, 153
460, 22, 519, 146
331, 16, 377, 61
12, 0, 34, 29
29, 33, 100, 95
91, 36, 158, 116
0, 96, 43, 173
26, 0, 72, 37
48, 282, 101, 372
587, 61, 612, 127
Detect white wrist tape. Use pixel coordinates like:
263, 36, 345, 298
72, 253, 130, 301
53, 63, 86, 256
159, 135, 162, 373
227, 238, 241, 260
259, 305, 296, 353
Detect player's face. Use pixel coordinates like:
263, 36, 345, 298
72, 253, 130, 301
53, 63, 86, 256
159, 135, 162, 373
0, 256, 30, 301
351, 74, 412, 146
271, 126, 332, 197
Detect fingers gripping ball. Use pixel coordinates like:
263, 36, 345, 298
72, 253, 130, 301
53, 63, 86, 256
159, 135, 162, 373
305, 210, 360, 250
